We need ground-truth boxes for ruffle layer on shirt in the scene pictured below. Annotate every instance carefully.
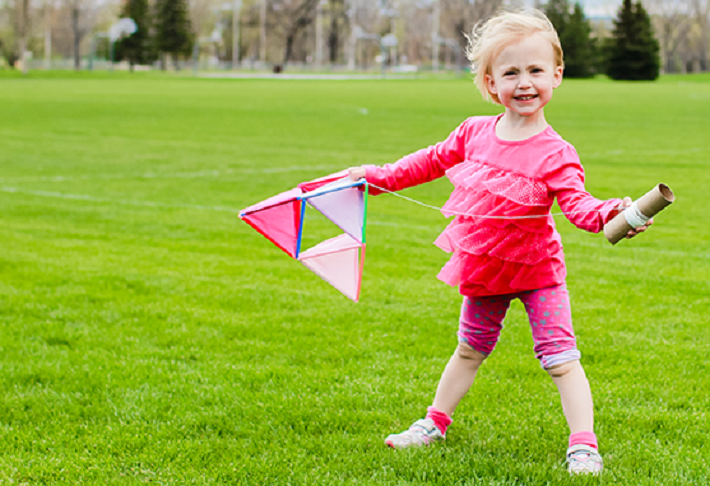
[441,190,550,233]
[436,250,566,297]
[445,161,552,207]
[434,160,564,295]
[434,218,561,265]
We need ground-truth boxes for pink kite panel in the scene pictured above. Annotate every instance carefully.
[241,199,302,258]
[298,171,349,193]
[299,234,364,301]
[240,187,303,215]
[308,186,364,243]
[298,233,362,259]
[301,248,361,301]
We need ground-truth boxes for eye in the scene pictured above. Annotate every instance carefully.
[531,67,543,73]
[504,71,516,76]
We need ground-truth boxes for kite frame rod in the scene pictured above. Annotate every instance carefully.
[362,183,368,244]
[298,243,364,260]
[298,179,366,201]
[238,197,299,218]
[295,199,307,259]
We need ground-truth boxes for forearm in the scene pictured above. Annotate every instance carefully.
[362,120,468,194]
[558,191,622,233]
[366,148,448,194]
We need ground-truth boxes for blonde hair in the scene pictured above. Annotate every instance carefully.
[466,9,564,104]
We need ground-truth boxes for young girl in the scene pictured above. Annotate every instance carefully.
[348,10,651,475]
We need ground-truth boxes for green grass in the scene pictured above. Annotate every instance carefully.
[0,71,708,484]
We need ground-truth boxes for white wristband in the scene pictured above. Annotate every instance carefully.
[624,201,650,228]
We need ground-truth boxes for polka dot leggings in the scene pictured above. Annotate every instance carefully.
[458,283,581,369]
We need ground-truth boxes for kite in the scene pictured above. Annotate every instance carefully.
[239,172,368,302]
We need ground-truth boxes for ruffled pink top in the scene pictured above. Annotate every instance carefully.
[365,115,621,297]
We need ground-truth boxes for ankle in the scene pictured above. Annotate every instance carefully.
[569,431,598,450]
[426,406,452,436]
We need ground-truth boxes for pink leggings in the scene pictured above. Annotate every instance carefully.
[458,283,580,369]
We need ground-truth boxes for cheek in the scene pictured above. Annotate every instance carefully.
[499,82,516,98]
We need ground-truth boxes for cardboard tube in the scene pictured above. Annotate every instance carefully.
[603,183,675,245]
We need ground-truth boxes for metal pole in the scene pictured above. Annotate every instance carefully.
[89,35,95,71]
[192,41,199,76]
[315,0,324,69]
[44,2,52,70]
[110,40,115,71]
[432,0,439,73]
[455,42,461,77]
[260,0,267,67]
[232,0,241,70]
[19,0,29,74]
[347,0,357,70]
[390,16,396,68]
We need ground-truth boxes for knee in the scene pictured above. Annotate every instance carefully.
[546,359,580,379]
[455,342,487,363]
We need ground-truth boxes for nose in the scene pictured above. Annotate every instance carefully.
[518,73,532,88]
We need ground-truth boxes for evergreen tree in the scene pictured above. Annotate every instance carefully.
[605,0,660,81]
[561,3,594,78]
[632,1,660,79]
[155,0,193,68]
[543,0,595,78]
[544,0,569,38]
[115,0,156,71]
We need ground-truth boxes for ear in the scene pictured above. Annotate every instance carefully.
[485,73,498,96]
[552,65,564,89]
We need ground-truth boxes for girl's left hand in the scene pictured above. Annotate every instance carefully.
[616,196,654,239]
[348,167,367,181]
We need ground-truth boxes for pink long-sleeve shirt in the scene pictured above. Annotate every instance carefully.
[365,115,621,297]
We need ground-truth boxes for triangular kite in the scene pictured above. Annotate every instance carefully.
[303,180,365,243]
[299,234,365,301]
[240,188,303,258]
[240,175,368,301]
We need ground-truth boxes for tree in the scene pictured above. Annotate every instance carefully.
[275,0,320,66]
[115,0,155,70]
[17,0,28,73]
[65,0,100,71]
[155,0,193,69]
[0,0,20,68]
[326,0,345,63]
[543,0,595,78]
[544,0,568,37]
[447,0,502,70]
[562,3,595,77]
[692,0,710,70]
[605,0,660,80]
[648,0,692,73]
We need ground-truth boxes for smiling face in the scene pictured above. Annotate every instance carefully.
[485,33,563,121]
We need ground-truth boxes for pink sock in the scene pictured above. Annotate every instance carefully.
[426,406,453,435]
[569,431,598,450]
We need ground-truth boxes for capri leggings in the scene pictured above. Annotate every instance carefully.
[458,283,581,369]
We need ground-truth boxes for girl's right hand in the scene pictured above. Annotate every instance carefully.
[348,167,366,181]
[614,196,654,239]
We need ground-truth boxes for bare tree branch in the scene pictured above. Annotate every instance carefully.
[648,0,693,73]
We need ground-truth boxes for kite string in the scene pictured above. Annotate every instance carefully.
[367,183,609,220]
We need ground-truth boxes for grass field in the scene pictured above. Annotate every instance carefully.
[0,71,709,485]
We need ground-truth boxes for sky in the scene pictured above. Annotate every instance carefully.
[578,0,623,18]
[521,0,624,18]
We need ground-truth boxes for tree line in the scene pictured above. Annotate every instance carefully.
[545,0,659,80]
[0,0,195,70]
[117,0,194,70]
[0,0,708,78]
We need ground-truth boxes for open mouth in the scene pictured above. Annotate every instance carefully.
[514,95,538,101]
